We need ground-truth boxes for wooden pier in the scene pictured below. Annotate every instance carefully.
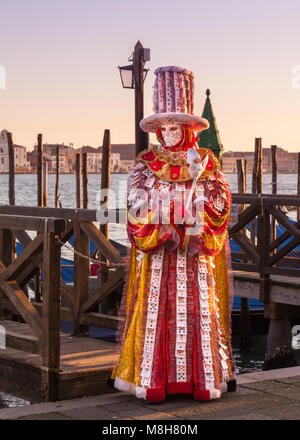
[0,204,125,402]
[229,193,300,311]
[0,191,299,402]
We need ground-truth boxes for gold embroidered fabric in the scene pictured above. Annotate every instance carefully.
[137,146,220,182]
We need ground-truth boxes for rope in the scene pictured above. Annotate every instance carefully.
[57,237,128,267]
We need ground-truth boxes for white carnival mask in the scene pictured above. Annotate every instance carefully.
[160,123,182,147]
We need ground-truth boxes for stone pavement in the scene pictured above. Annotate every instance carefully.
[1,366,300,420]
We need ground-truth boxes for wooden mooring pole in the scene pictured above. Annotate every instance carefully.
[0,132,15,318]
[271,145,277,248]
[37,134,43,207]
[55,146,60,208]
[100,130,111,242]
[35,134,43,302]
[250,138,261,242]
[7,132,15,206]
[98,129,111,313]
[75,153,81,209]
[237,159,252,350]
[7,132,16,258]
[82,152,88,209]
[43,161,48,207]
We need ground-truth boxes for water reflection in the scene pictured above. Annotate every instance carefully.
[232,334,300,374]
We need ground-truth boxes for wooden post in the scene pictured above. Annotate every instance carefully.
[257,138,263,194]
[237,159,251,350]
[7,133,16,262]
[134,41,149,156]
[7,132,15,206]
[75,153,81,209]
[100,130,111,240]
[82,152,88,209]
[35,134,43,302]
[297,152,300,222]
[98,130,111,313]
[41,225,61,402]
[271,145,277,247]
[252,138,260,194]
[42,162,48,207]
[250,138,260,243]
[37,134,43,207]
[0,207,13,319]
[55,146,60,208]
[73,211,89,335]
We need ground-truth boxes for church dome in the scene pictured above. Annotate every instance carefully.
[1,129,9,139]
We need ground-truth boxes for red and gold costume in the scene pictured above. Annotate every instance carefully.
[110,124,236,403]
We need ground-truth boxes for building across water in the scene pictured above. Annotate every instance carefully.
[222,148,299,174]
[0,128,298,174]
[0,129,31,173]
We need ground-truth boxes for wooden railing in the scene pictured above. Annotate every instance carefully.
[0,204,126,400]
[229,193,300,305]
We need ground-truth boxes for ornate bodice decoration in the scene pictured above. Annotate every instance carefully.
[137,145,220,182]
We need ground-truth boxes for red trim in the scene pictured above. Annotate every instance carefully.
[206,159,215,170]
[167,382,193,395]
[193,388,211,401]
[150,159,165,171]
[141,151,155,161]
[146,387,166,403]
[169,165,181,181]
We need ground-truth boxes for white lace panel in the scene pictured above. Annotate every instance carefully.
[176,248,188,382]
[140,247,165,388]
[197,258,215,391]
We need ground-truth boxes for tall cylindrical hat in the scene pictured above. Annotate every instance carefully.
[140,65,209,133]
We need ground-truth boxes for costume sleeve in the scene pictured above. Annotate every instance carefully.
[185,169,232,256]
[126,162,180,254]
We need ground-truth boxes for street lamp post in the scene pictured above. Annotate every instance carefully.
[118,40,150,156]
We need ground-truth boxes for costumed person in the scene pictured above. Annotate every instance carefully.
[110,66,236,403]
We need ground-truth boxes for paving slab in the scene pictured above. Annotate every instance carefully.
[258,403,300,420]
[103,400,145,413]
[124,409,183,420]
[2,368,300,420]
[238,380,290,391]
[142,395,204,412]
[0,391,132,420]
[18,412,72,420]
[265,385,300,402]
[215,412,277,420]
[275,376,300,385]
[60,406,122,420]
[165,392,294,420]
[237,366,300,383]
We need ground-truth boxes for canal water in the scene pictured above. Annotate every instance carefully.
[0,173,299,408]
[0,173,298,249]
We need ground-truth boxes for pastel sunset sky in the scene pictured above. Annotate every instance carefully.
[0,0,300,151]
